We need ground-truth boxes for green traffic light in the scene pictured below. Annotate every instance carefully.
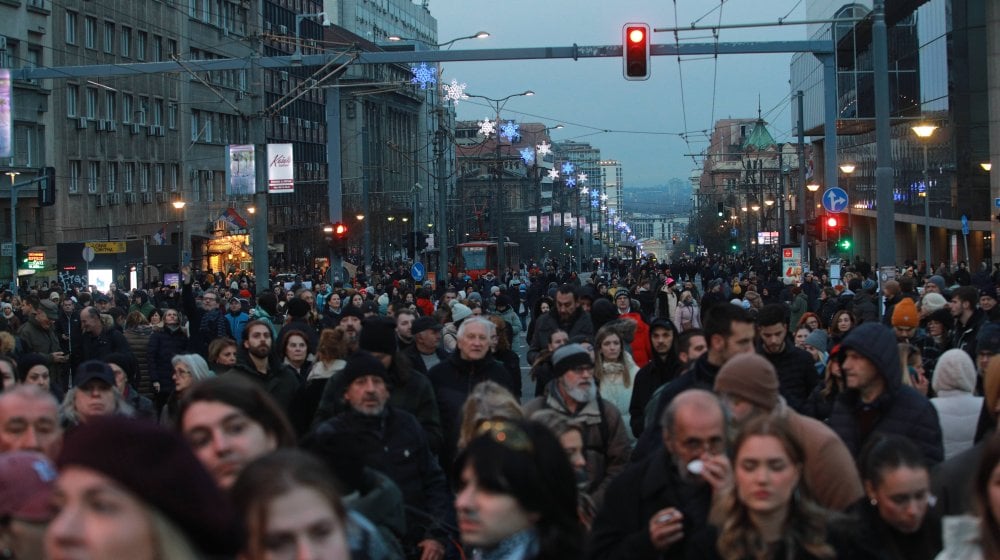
[841,238,852,250]
[731,244,738,251]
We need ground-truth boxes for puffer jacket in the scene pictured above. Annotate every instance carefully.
[930,349,984,460]
[828,323,944,465]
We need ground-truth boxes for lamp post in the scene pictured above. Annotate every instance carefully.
[466,90,534,278]
[6,171,19,292]
[912,124,937,269]
[388,31,489,49]
[172,199,186,273]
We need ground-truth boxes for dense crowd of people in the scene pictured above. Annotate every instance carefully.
[0,254,998,559]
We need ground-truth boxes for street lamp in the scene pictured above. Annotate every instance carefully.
[806,183,821,192]
[172,199,186,273]
[465,89,535,277]
[982,162,993,172]
[388,31,489,49]
[912,123,937,269]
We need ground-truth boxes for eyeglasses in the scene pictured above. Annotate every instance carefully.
[677,436,726,455]
[476,420,533,452]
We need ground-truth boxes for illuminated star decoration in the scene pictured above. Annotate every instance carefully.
[565,176,577,188]
[601,193,608,201]
[441,79,468,104]
[478,119,496,137]
[577,173,588,183]
[536,141,552,156]
[547,168,560,180]
[410,63,437,90]
[519,147,535,165]
[561,162,575,175]
[499,120,520,142]
[580,186,590,195]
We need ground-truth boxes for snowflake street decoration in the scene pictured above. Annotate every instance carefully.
[609,208,616,215]
[478,119,497,137]
[410,63,437,90]
[577,173,588,183]
[499,120,520,142]
[441,79,468,104]
[536,141,552,156]
[601,193,608,201]
[560,162,575,175]
[591,200,600,208]
[601,205,607,211]
[580,186,589,195]
[547,168,560,180]
[519,147,535,165]
[565,176,577,188]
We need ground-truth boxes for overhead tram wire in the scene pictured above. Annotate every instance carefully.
[672,0,698,167]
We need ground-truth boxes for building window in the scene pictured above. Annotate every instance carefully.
[105,91,116,120]
[152,98,163,126]
[204,114,213,143]
[136,31,146,61]
[84,17,96,49]
[154,163,164,192]
[167,103,177,129]
[106,162,117,193]
[152,35,162,61]
[87,161,100,194]
[69,160,81,194]
[121,26,131,57]
[103,22,114,53]
[137,96,148,123]
[170,164,179,192]
[140,163,150,192]
[85,88,97,118]
[65,11,77,45]
[66,85,78,117]
[191,111,199,141]
[167,39,178,56]
[123,162,134,192]
[122,94,132,123]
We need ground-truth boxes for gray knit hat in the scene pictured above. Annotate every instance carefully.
[803,329,828,352]
[552,343,594,376]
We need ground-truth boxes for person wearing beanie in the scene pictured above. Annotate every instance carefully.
[975,321,1000,375]
[914,307,954,377]
[442,301,474,353]
[802,328,830,376]
[337,305,365,342]
[828,322,944,465]
[308,350,453,559]
[712,353,863,511]
[493,294,522,338]
[929,349,984,460]
[523,342,631,510]
[276,297,318,356]
[316,315,444,453]
[48,416,243,558]
[924,274,947,295]
[980,288,1000,321]
[919,292,949,317]
[0,450,57,559]
[891,297,920,342]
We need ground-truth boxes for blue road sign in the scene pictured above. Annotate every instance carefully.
[822,187,849,213]
[961,214,969,235]
[411,261,425,282]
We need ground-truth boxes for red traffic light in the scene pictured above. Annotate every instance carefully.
[826,216,839,228]
[622,23,650,81]
[333,222,348,239]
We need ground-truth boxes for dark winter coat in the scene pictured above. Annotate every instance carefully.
[951,308,988,361]
[586,448,712,560]
[427,352,512,467]
[628,319,682,438]
[828,323,944,465]
[308,407,453,548]
[852,290,879,324]
[757,339,819,413]
[224,351,301,413]
[146,327,189,393]
[79,326,133,365]
[527,306,593,364]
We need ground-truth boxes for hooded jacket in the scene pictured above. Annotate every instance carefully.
[828,323,944,465]
[628,318,682,438]
[527,305,593,364]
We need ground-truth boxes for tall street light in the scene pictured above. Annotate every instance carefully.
[388,31,490,49]
[912,123,937,269]
[172,199,186,273]
[466,90,534,278]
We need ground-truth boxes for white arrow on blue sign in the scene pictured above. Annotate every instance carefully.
[822,187,849,213]
[411,261,425,282]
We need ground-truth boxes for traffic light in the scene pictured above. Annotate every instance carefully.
[333,222,348,240]
[839,234,852,251]
[622,23,650,80]
[717,202,724,217]
[415,231,428,251]
[325,222,349,254]
[38,167,55,206]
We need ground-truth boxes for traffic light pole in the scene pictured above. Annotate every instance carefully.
[5,175,48,296]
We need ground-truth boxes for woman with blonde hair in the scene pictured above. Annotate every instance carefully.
[457,380,523,449]
[593,324,639,438]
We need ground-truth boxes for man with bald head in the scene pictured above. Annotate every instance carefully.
[0,385,63,460]
[587,389,731,559]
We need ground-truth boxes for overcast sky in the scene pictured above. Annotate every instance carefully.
[429,0,809,188]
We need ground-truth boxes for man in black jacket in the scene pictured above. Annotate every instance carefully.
[755,303,819,413]
[404,316,448,375]
[77,306,133,364]
[632,304,754,462]
[829,322,944,465]
[527,284,593,364]
[628,318,681,438]
[307,351,452,560]
[587,390,730,560]
[950,285,988,360]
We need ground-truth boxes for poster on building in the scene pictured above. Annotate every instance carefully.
[0,70,9,159]
[266,143,294,194]
[528,216,537,233]
[781,246,803,285]
[540,215,550,232]
[578,217,586,228]
[553,213,562,227]
[227,145,256,196]
[563,212,573,226]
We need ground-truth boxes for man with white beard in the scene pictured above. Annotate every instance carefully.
[524,343,631,509]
